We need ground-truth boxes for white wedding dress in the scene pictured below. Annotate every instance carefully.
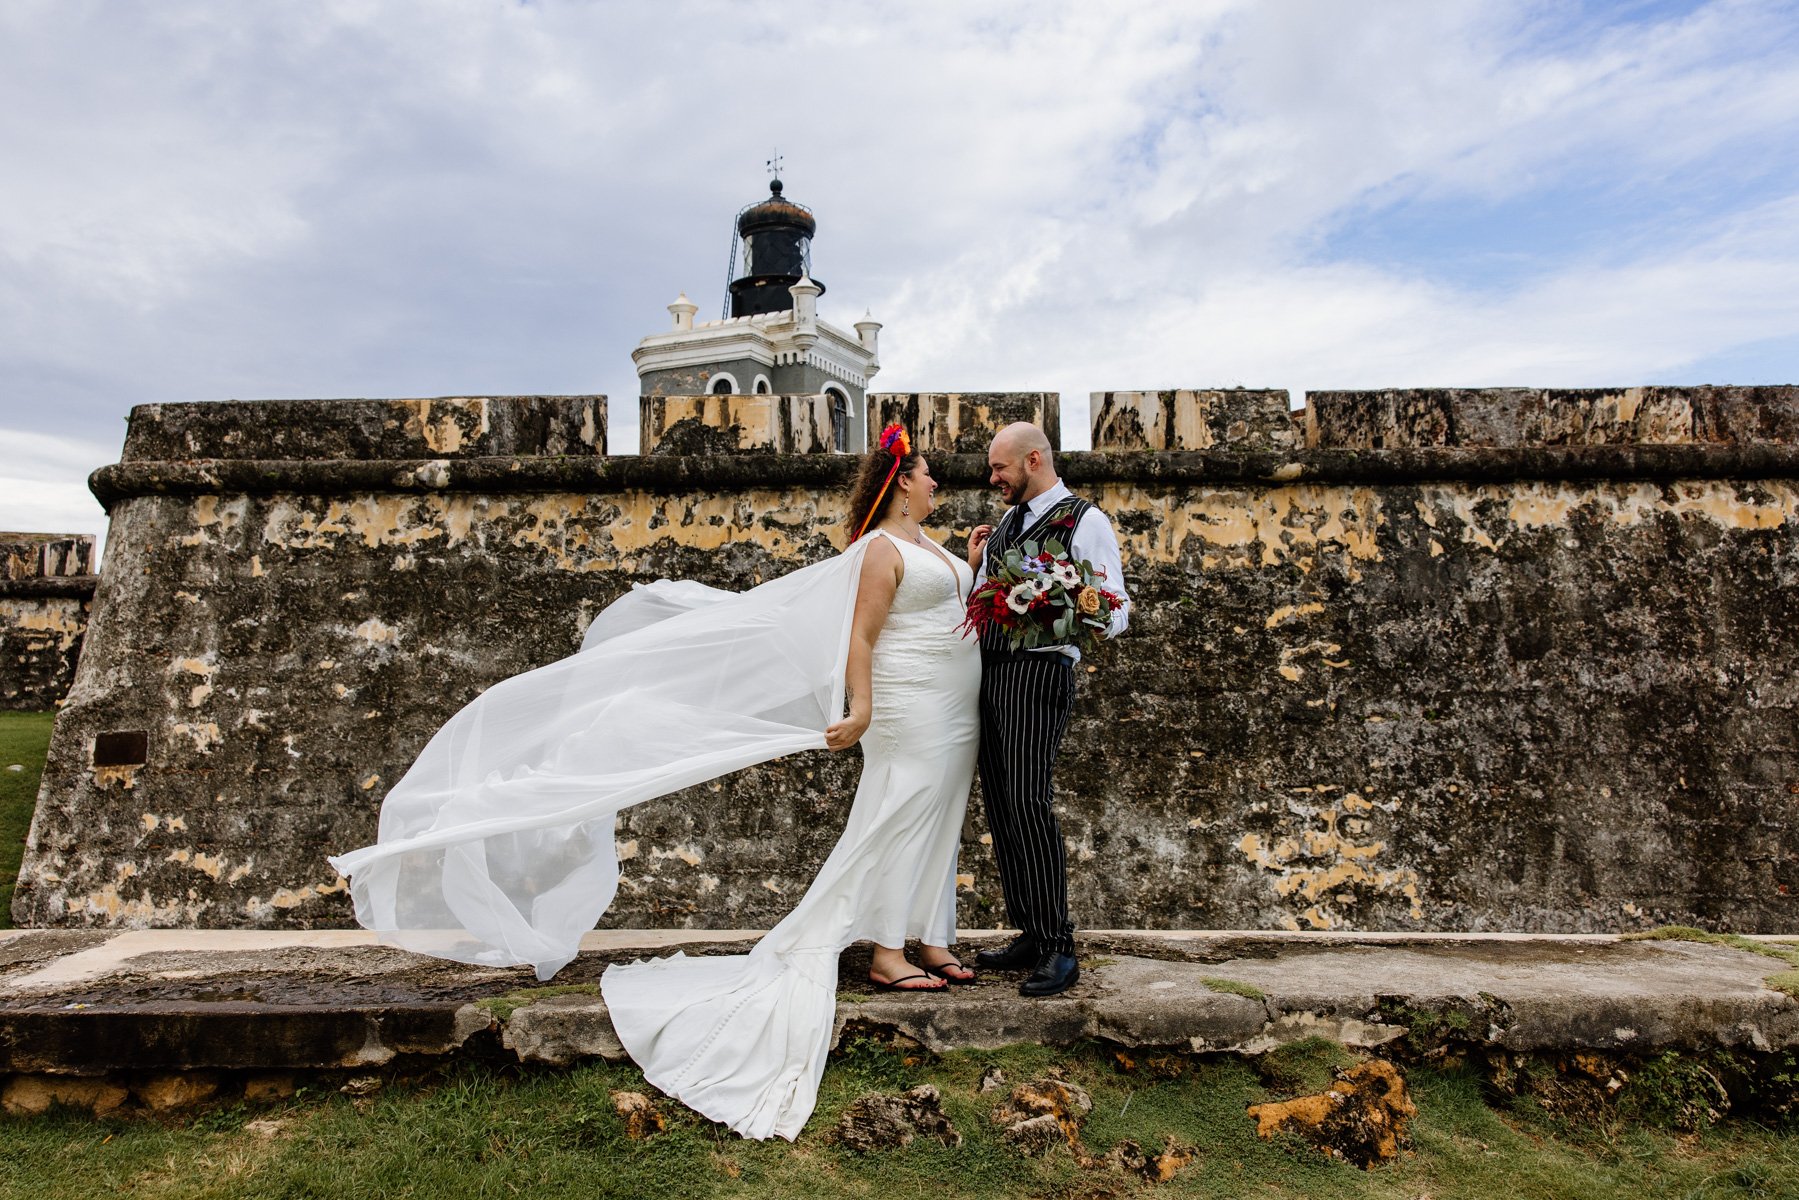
[328,529,978,1140]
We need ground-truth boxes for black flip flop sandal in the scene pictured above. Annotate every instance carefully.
[924,960,976,985]
[868,972,947,992]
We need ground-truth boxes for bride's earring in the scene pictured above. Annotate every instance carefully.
[901,495,911,518]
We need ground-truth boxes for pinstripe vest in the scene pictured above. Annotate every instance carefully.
[978,494,1094,656]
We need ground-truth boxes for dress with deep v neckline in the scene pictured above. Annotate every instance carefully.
[598,530,980,1140]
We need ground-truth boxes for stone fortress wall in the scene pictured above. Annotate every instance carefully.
[1,533,98,711]
[12,386,1799,936]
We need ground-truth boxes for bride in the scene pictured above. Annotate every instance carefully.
[328,425,991,1140]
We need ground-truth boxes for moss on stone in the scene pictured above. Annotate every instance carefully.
[473,984,601,1023]
[1200,977,1265,1000]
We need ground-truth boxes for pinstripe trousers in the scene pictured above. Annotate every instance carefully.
[977,653,1077,956]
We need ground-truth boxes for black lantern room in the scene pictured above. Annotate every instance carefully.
[725,179,826,318]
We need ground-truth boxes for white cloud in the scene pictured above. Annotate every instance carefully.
[1,429,110,550]
[0,0,1794,493]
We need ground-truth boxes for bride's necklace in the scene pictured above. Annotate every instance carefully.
[881,518,929,547]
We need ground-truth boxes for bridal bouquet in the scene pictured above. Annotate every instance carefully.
[961,532,1126,655]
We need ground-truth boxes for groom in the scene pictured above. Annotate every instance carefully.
[968,422,1131,997]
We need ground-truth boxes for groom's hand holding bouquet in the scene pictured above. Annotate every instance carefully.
[960,523,1125,654]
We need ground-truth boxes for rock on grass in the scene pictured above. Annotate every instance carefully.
[991,1079,1093,1155]
[1246,1059,1415,1168]
[833,1084,960,1152]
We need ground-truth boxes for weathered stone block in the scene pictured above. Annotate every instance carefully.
[2,534,95,580]
[121,395,607,462]
[501,994,629,1064]
[639,393,840,455]
[135,1071,220,1112]
[1306,386,1799,449]
[1,1074,129,1117]
[1091,389,1297,452]
[867,393,1060,454]
[0,533,97,711]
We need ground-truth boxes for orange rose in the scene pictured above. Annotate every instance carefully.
[1076,586,1101,615]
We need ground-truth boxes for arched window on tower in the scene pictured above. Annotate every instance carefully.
[753,375,771,394]
[710,376,733,395]
[824,386,850,452]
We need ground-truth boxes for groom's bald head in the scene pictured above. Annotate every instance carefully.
[987,422,1056,506]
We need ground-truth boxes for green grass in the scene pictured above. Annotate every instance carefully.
[2,1043,1797,1199]
[0,710,55,929]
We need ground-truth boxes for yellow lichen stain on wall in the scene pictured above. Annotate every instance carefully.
[242,876,349,919]
[171,722,223,752]
[256,488,842,566]
[508,495,608,571]
[93,765,141,790]
[397,397,490,455]
[63,884,208,924]
[353,617,399,646]
[263,494,483,551]
[175,495,247,547]
[650,844,705,867]
[1236,791,1423,930]
[1100,484,1385,568]
[1425,481,1798,547]
[171,655,217,707]
[1276,641,1349,683]
[1505,492,1579,529]
[165,847,227,880]
[1265,602,1325,630]
[2,599,87,651]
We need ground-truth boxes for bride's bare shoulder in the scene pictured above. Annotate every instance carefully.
[853,532,905,580]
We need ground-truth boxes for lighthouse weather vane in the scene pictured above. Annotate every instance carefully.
[767,150,783,183]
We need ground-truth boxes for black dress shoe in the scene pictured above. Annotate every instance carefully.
[974,935,1039,970]
[1019,952,1079,998]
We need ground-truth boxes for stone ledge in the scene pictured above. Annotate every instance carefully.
[3,929,1794,1076]
[0,576,98,600]
[86,444,1799,507]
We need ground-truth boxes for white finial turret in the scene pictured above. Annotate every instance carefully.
[669,292,698,332]
[854,310,882,359]
[789,274,821,330]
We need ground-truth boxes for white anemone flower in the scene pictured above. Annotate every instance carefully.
[1005,583,1037,613]
[1049,562,1082,589]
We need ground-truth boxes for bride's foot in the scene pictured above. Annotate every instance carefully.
[869,948,947,991]
[919,946,976,984]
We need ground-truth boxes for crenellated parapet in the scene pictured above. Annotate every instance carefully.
[14,386,1799,937]
[1305,386,1799,450]
[868,393,1060,455]
[639,393,840,456]
[1091,389,1298,453]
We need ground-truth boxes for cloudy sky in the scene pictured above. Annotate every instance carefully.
[4,0,1797,546]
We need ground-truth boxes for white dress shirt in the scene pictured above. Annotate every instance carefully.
[975,479,1131,662]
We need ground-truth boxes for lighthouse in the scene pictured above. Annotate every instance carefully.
[632,174,880,452]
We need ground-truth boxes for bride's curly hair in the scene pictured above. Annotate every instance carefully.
[845,441,920,544]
